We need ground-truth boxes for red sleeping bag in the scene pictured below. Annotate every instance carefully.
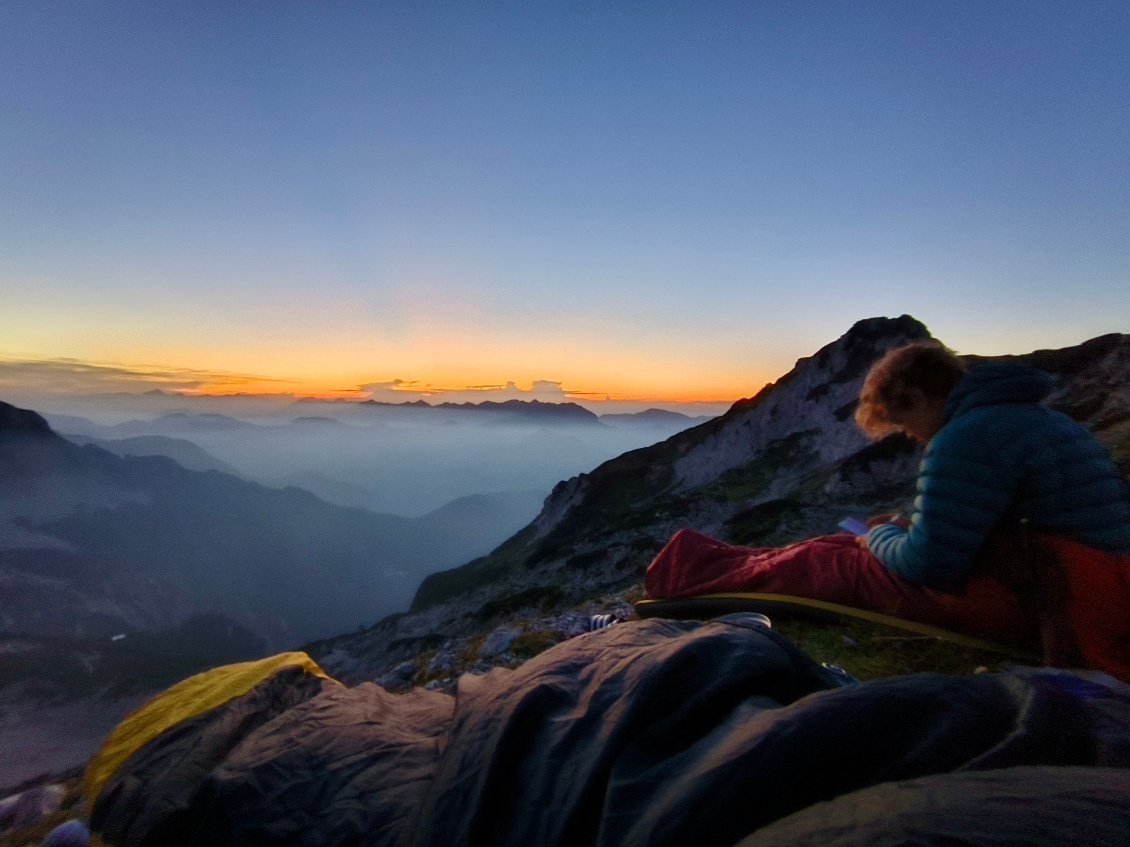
[644,530,1034,645]
[646,530,1130,682]
[1043,536,1130,682]
[645,529,1130,681]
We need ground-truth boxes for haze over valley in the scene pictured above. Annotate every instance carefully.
[34,395,714,517]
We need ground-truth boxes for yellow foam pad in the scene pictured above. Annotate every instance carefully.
[635,593,1041,661]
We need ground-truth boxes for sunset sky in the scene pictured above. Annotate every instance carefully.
[2,2,1128,405]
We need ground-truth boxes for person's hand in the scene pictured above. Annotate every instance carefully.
[855,534,870,550]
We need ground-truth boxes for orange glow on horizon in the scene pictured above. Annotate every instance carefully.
[1,289,790,406]
[159,365,767,404]
[179,381,752,405]
[0,328,783,404]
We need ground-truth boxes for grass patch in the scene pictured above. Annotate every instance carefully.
[457,635,487,665]
[475,586,563,622]
[1098,421,1130,477]
[509,630,562,660]
[620,585,648,605]
[772,617,1011,681]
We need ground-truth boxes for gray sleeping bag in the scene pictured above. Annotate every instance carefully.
[92,615,1130,847]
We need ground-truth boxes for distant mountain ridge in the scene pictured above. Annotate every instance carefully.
[598,409,715,427]
[44,399,710,518]
[47,399,605,437]
[307,317,1130,685]
[61,433,245,476]
[358,398,600,424]
[45,412,256,439]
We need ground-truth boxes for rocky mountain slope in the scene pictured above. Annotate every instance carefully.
[309,316,1130,684]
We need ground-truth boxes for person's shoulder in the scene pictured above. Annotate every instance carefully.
[932,403,1042,453]
[938,403,1107,465]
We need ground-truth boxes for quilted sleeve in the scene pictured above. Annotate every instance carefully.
[866,413,1024,587]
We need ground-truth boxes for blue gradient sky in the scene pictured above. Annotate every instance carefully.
[2,1,1128,401]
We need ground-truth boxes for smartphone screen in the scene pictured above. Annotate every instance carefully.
[838,517,870,536]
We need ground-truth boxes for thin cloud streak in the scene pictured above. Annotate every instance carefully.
[0,356,294,395]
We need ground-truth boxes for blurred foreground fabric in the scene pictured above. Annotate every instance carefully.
[88,617,1130,847]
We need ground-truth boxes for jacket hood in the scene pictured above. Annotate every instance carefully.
[943,361,1054,423]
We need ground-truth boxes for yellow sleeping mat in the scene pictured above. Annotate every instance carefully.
[634,592,1042,662]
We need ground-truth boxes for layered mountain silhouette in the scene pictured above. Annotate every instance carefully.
[598,409,715,428]
[42,399,711,518]
[0,405,547,699]
[311,397,606,425]
[61,433,245,476]
[43,411,253,439]
[310,316,1130,683]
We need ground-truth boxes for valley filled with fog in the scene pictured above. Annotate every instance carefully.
[43,398,714,517]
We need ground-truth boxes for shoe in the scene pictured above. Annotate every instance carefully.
[821,662,860,686]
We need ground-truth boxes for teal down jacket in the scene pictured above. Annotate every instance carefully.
[866,361,1130,588]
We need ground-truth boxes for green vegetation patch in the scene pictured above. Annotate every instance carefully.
[475,586,563,622]
[1098,421,1130,478]
[411,524,539,611]
[457,634,487,665]
[509,629,562,660]
[772,617,1011,681]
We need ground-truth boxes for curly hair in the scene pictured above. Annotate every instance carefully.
[855,340,966,438]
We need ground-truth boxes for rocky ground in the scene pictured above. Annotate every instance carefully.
[311,578,1020,699]
[0,775,85,847]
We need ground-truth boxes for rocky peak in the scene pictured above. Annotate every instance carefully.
[527,316,930,542]
[0,400,54,439]
[671,315,930,491]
